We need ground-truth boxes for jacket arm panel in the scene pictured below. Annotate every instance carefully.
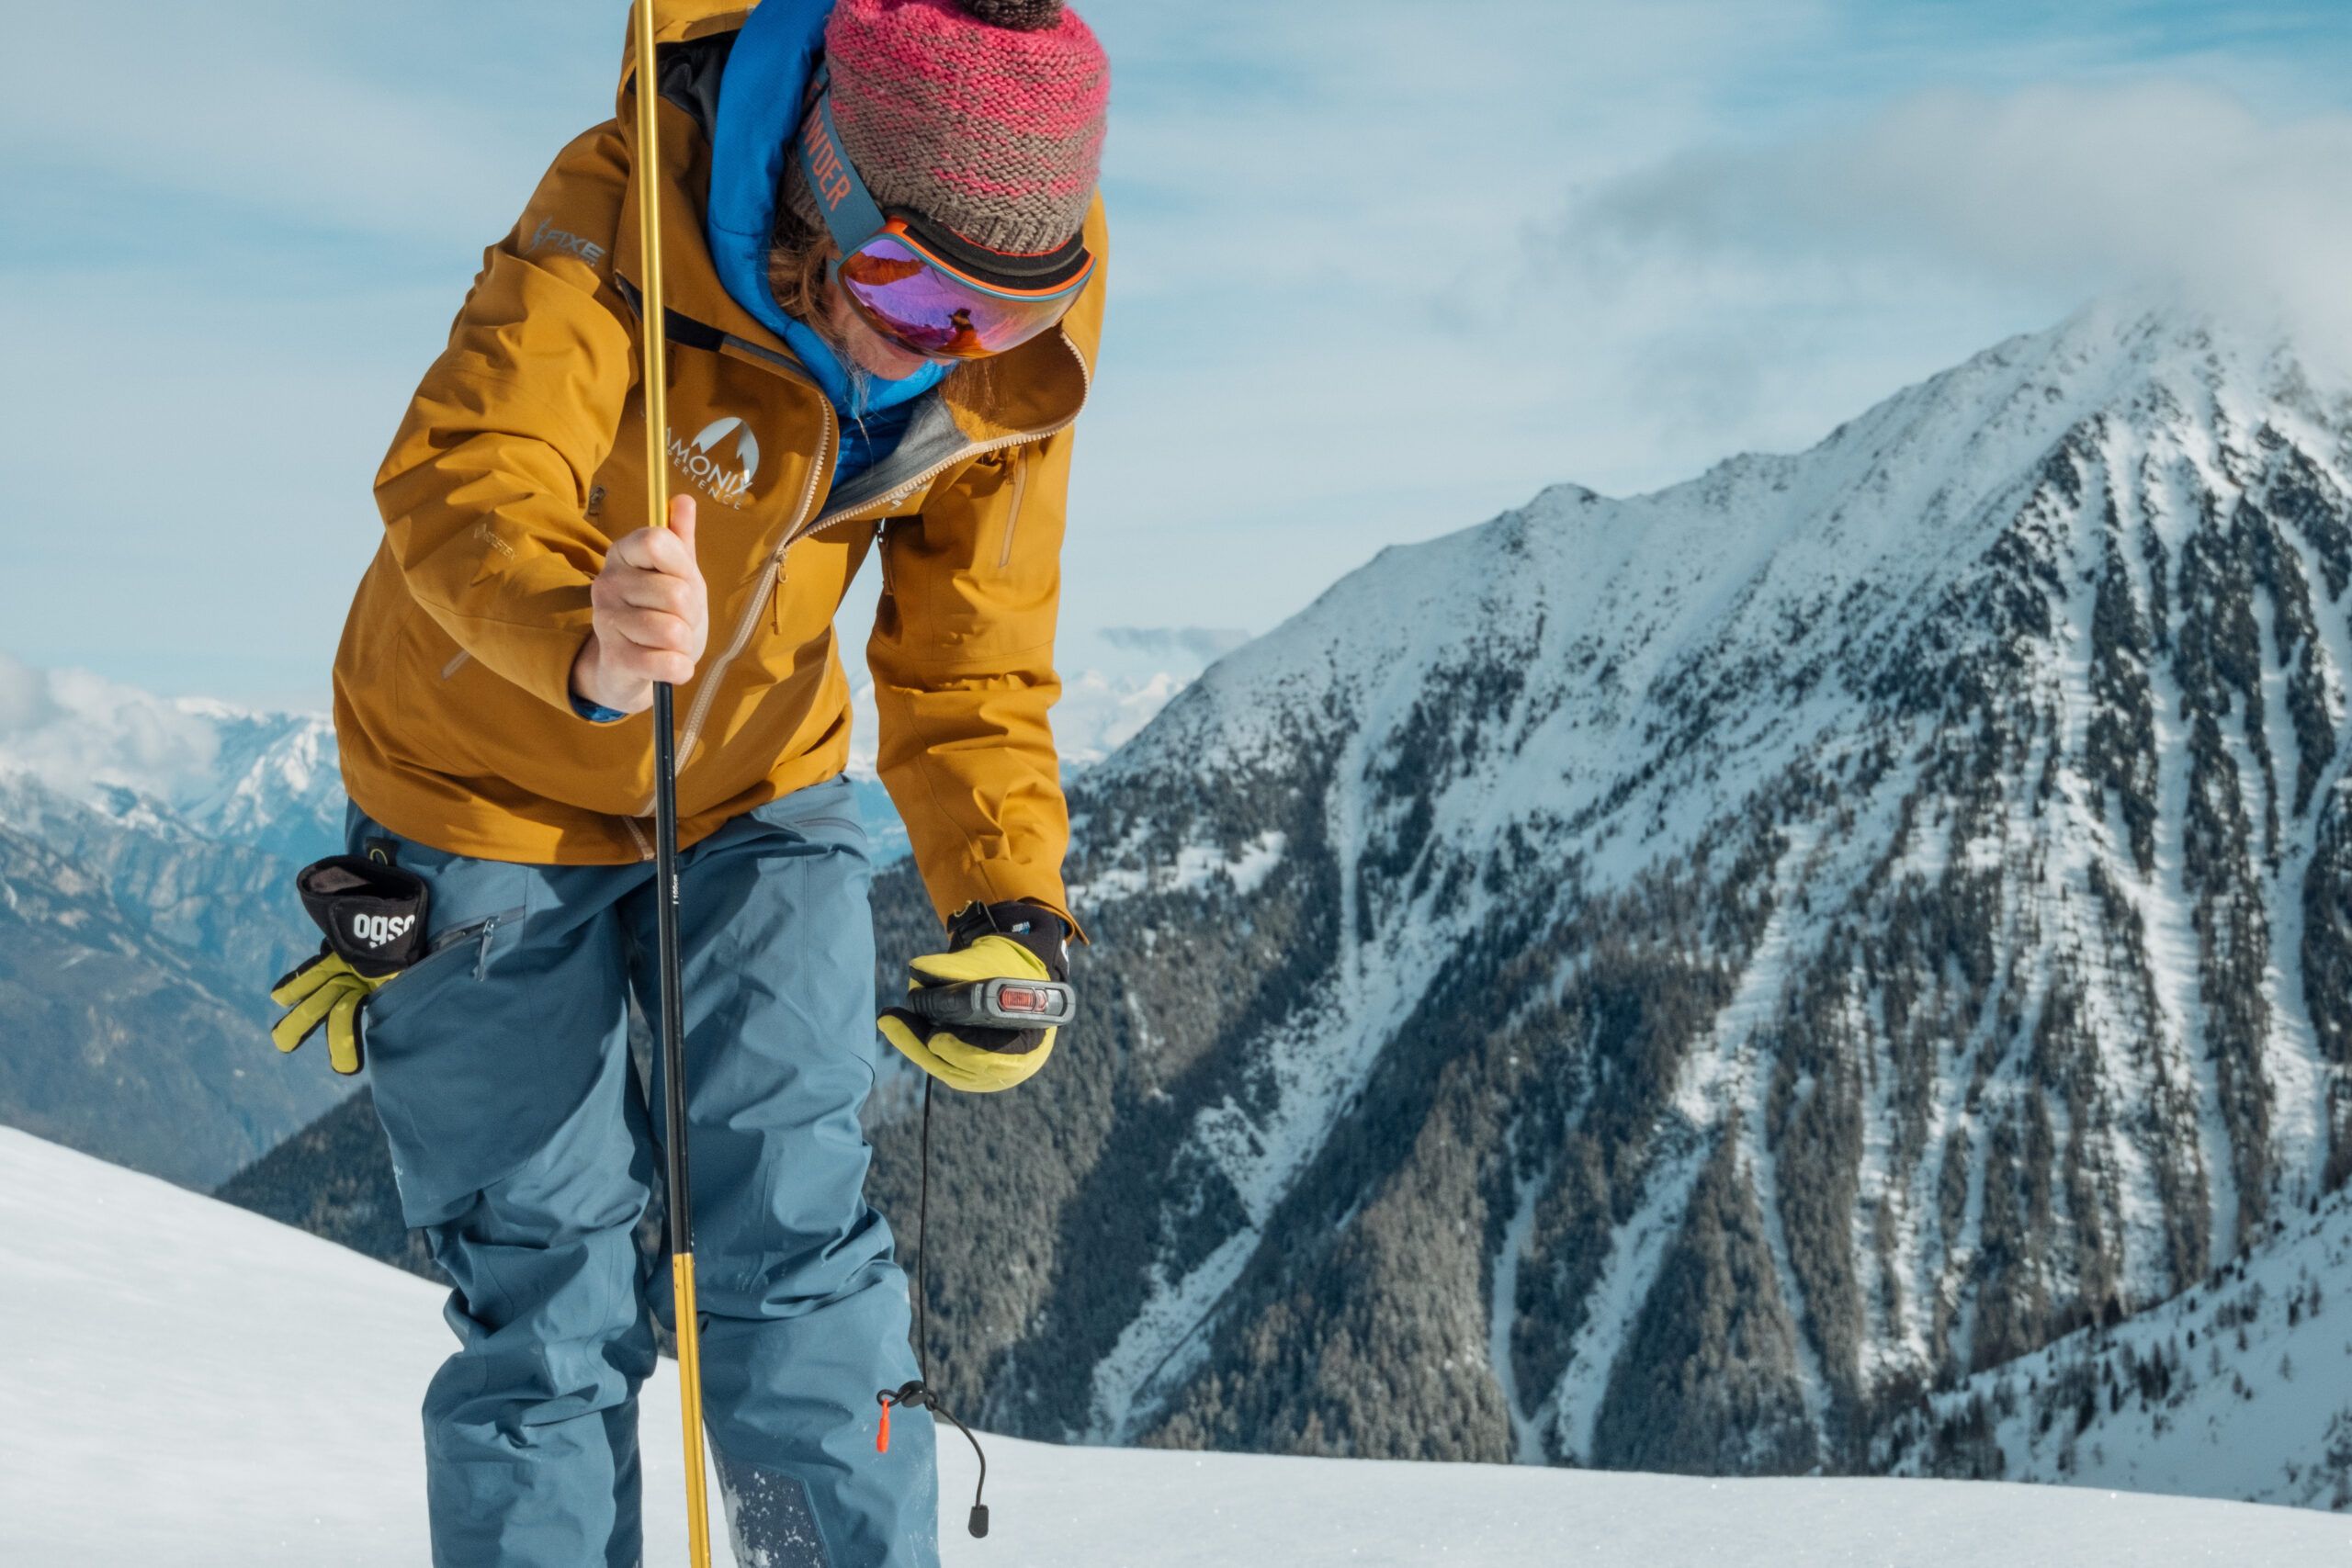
[868,427,1086,941]
[371,129,636,714]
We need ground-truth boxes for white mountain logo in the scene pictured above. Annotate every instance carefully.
[668,415,761,507]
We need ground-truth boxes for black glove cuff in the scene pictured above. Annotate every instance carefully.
[296,855,431,978]
[947,899,1069,983]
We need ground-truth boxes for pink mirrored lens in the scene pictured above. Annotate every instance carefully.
[837,235,1077,360]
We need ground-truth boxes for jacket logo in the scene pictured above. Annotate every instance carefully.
[351,912,415,949]
[669,416,761,508]
[526,218,606,265]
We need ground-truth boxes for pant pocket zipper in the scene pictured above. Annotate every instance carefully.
[420,905,528,981]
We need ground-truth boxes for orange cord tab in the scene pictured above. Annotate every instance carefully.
[877,1398,892,1454]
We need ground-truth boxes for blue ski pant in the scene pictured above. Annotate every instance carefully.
[351,773,937,1567]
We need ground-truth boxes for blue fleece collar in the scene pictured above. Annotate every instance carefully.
[706,0,943,418]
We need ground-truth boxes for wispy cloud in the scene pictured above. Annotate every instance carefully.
[1557,80,2352,368]
[0,652,222,801]
[2,5,568,254]
[1099,626,1253,665]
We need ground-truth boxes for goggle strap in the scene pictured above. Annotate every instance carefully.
[797,78,889,256]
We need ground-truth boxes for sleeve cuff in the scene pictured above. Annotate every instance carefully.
[570,690,628,724]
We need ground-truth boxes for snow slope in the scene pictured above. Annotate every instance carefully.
[1882,1181,2352,1509]
[6,1130,2346,1567]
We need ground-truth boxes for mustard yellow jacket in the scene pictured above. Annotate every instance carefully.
[334,5,1099,935]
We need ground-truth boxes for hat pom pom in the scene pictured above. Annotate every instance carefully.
[956,0,1065,29]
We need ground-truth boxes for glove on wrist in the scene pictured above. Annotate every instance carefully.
[268,855,431,1075]
[879,899,1071,1093]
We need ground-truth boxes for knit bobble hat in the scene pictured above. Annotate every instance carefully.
[798,0,1110,256]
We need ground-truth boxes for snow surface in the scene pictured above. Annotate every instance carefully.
[5,1129,2348,1566]
[1889,1180,2352,1510]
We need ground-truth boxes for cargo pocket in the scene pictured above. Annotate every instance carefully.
[359,904,526,1032]
[359,896,535,1229]
[337,813,542,1228]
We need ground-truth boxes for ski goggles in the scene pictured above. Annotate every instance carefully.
[797,87,1095,361]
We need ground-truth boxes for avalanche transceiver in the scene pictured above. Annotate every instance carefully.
[906,976,1078,1032]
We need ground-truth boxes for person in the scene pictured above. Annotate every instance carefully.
[264,1,1110,1563]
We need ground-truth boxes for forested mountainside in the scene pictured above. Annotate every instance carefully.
[860,307,2352,1475]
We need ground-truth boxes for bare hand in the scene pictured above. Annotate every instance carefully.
[570,495,707,716]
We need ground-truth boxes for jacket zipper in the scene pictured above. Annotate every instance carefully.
[998,456,1030,570]
[801,331,1091,542]
[660,396,837,797]
[655,330,1091,808]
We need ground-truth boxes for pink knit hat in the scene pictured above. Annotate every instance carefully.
[814,0,1110,255]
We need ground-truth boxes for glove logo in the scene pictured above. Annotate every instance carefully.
[351,912,417,949]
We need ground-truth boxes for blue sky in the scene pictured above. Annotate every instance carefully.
[3,0,2348,707]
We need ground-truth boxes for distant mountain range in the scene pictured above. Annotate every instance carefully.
[0,682,343,1187]
[0,650,1192,1187]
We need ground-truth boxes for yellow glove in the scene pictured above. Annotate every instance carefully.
[269,953,397,1075]
[266,854,432,1077]
[879,901,1071,1094]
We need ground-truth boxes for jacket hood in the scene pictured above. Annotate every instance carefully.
[704,0,944,414]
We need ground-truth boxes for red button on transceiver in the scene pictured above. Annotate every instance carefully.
[996,986,1048,1013]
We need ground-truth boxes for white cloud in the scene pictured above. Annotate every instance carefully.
[1559,81,2352,369]
[1100,626,1252,665]
[0,654,58,735]
[0,652,221,803]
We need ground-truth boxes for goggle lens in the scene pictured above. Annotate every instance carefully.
[837,233,1087,362]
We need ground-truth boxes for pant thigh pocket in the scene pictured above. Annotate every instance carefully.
[355,869,561,1227]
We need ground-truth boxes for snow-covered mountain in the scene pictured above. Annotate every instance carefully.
[8,1127,2345,1567]
[1881,1176,2352,1508]
[0,655,345,861]
[841,305,2352,1482]
[0,660,348,1185]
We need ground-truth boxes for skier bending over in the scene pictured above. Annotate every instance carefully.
[267,1,1109,1562]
